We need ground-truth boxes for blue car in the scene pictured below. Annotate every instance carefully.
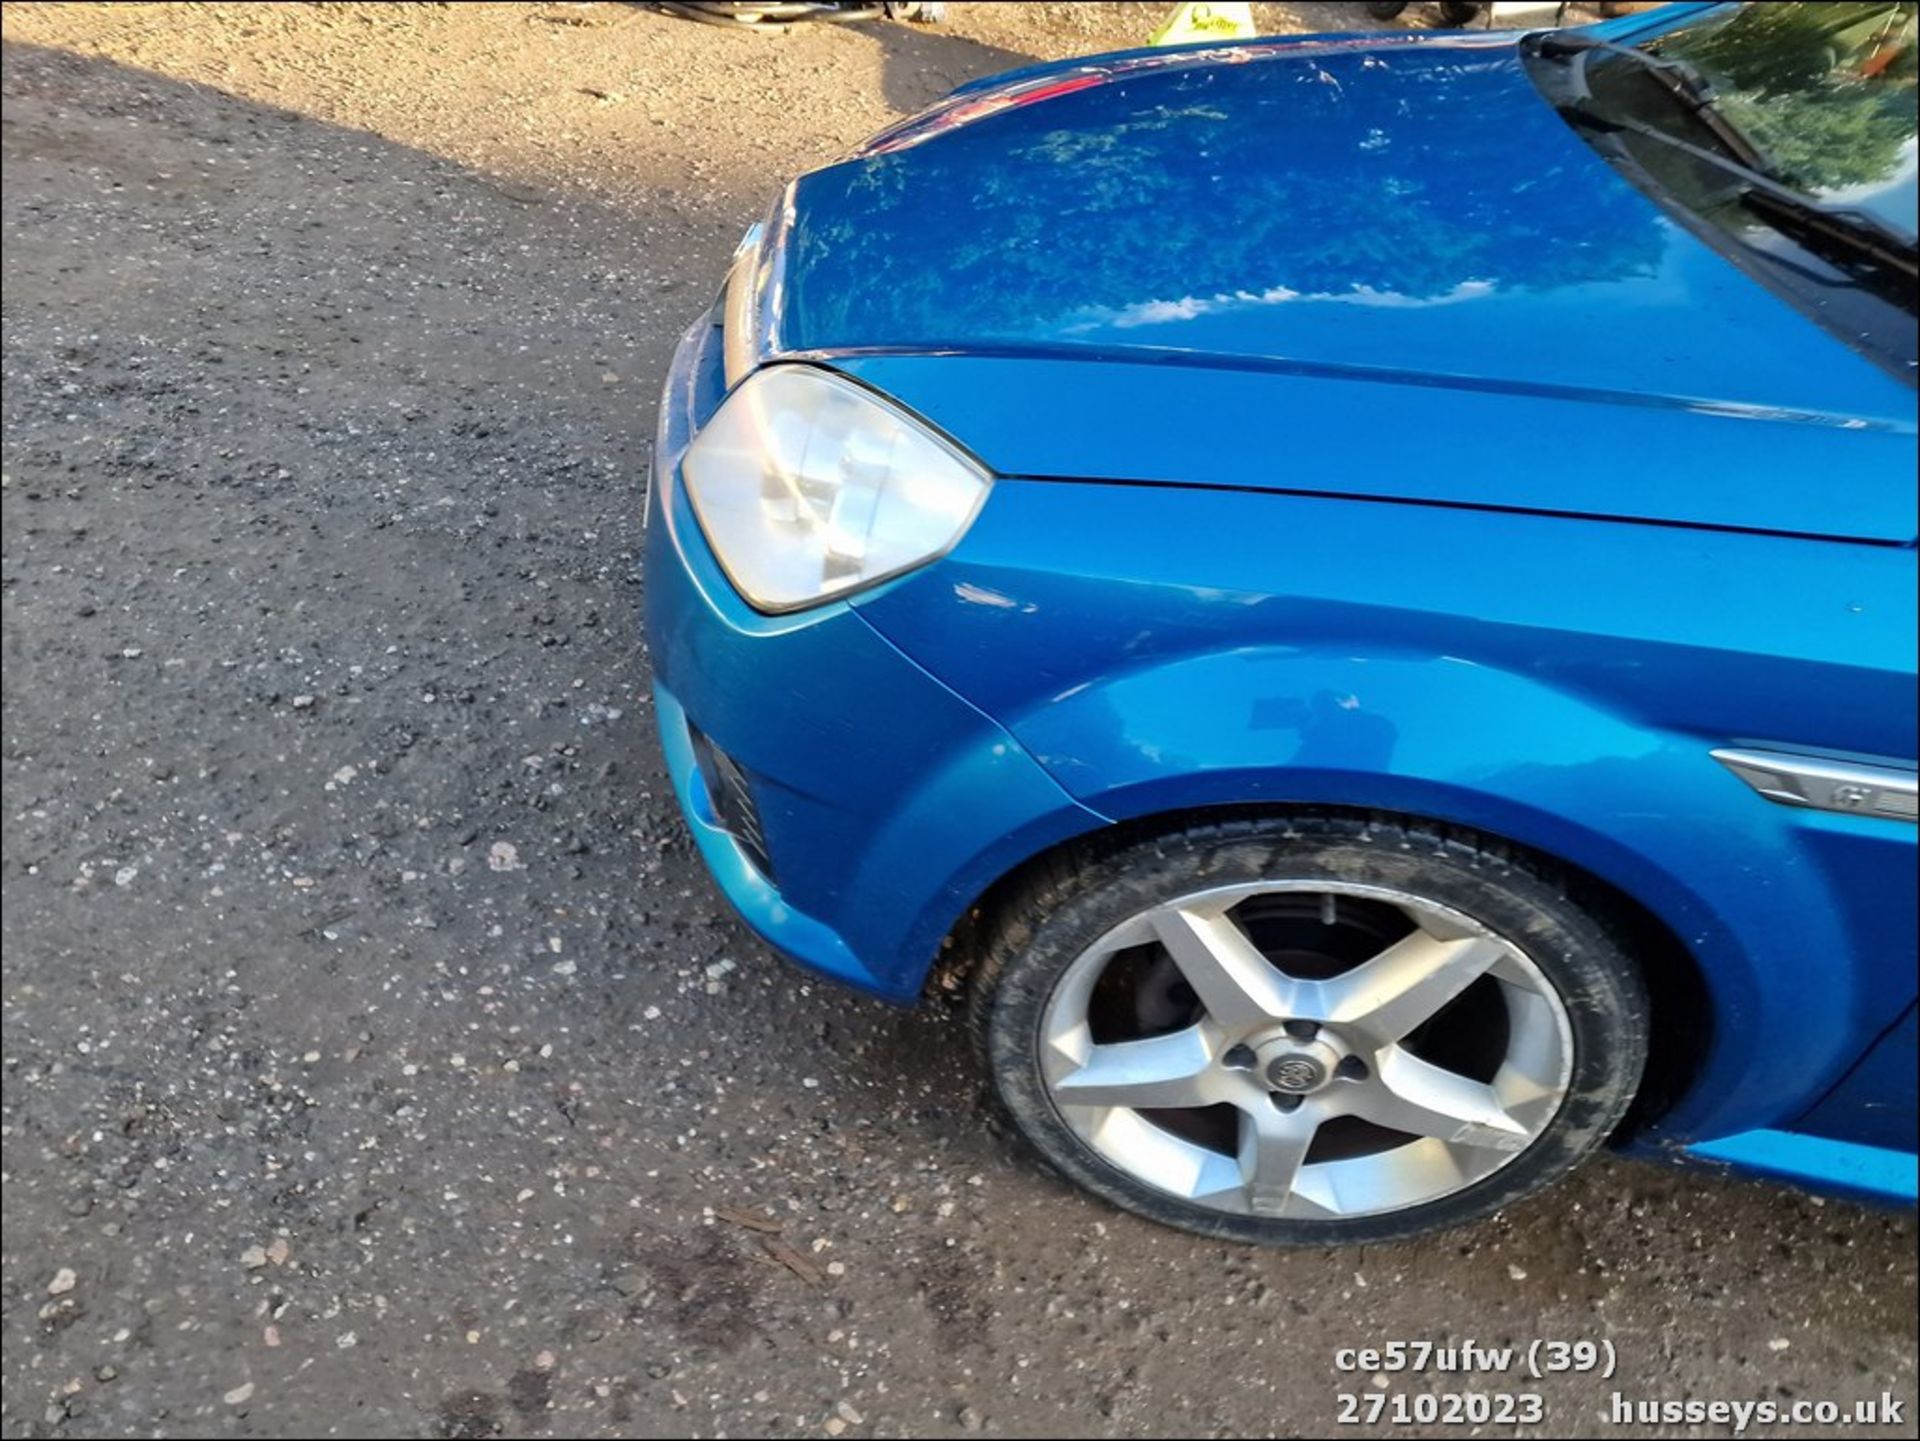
[645,0,1918,1244]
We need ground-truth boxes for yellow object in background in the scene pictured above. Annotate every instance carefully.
[1148,2,1257,46]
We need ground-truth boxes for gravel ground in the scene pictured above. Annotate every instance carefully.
[2,4,1915,1438]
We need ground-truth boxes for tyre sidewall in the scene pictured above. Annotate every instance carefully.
[977,822,1649,1247]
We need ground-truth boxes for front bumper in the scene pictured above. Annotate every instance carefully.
[643,310,1098,1002]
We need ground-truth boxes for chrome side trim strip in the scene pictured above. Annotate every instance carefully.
[721,220,766,392]
[1712,747,1919,823]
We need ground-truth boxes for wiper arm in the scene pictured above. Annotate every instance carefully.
[1557,99,1920,299]
[1740,186,1920,289]
[1533,33,1779,177]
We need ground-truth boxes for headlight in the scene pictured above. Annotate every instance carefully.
[680,365,991,613]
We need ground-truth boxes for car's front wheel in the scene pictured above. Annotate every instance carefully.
[969,815,1648,1246]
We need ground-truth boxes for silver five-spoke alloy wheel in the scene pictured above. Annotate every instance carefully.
[1039,881,1575,1220]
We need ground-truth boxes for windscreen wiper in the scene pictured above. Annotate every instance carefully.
[1740,186,1920,290]
[1533,33,1780,177]
[1556,99,1919,302]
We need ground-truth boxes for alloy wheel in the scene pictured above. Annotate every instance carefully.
[1037,881,1575,1220]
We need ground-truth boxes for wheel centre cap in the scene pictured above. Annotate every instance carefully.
[1252,1033,1345,1095]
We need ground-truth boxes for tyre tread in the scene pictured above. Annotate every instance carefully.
[963,810,1650,1246]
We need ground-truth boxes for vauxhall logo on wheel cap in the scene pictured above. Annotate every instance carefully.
[1267,1055,1328,1093]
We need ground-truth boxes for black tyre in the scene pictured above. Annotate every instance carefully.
[968,815,1648,1246]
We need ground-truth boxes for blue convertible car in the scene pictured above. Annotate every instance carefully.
[646,1,1918,1244]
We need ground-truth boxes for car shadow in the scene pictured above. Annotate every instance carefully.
[0,24,1017,1229]
[859,16,1039,115]
[833,1,1456,122]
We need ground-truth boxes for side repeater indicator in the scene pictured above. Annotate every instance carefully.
[1712,748,1919,824]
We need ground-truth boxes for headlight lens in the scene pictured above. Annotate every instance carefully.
[680,365,991,613]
